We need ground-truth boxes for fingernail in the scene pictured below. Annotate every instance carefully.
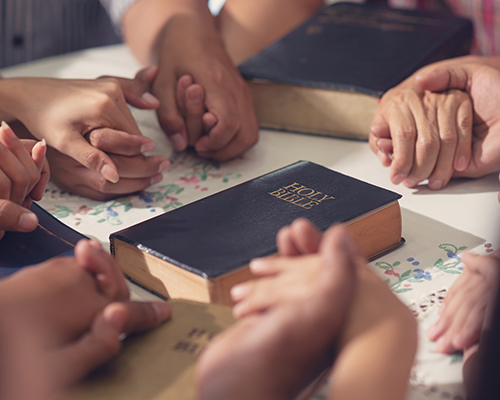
[340,230,358,253]
[170,133,187,151]
[428,180,443,190]
[101,164,119,183]
[188,89,202,102]
[195,144,209,152]
[249,258,266,272]
[88,240,103,250]
[1,121,17,140]
[456,156,467,171]
[104,306,126,329]
[427,324,438,339]
[141,141,156,153]
[403,179,417,188]
[230,284,247,300]
[158,160,170,173]
[141,92,160,107]
[435,337,446,353]
[151,302,171,322]
[18,212,38,231]
[392,174,405,185]
[150,173,163,185]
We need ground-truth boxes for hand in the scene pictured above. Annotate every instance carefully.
[0,122,49,239]
[369,79,473,190]
[153,15,259,160]
[0,239,171,397]
[427,251,500,354]
[196,224,357,400]
[3,67,169,192]
[416,64,500,187]
[46,144,167,201]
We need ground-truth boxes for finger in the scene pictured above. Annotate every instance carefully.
[0,199,38,239]
[452,307,485,349]
[120,300,172,333]
[100,69,160,110]
[110,154,170,179]
[30,139,47,170]
[384,104,417,185]
[153,73,188,151]
[176,75,193,117]
[248,256,291,277]
[370,110,391,139]
[276,226,301,256]
[232,278,278,318]
[196,127,258,161]
[0,122,41,203]
[453,97,473,172]
[375,138,393,167]
[29,140,50,201]
[51,304,127,386]
[427,94,461,190]
[59,134,120,183]
[286,218,322,255]
[49,163,163,202]
[185,84,206,146]
[87,128,156,156]
[416,67,469,93]
[203,112,218,132]
[403,99,440,188]
[195,111,241,153]
[74,239,129,300]
[93,77,143,136]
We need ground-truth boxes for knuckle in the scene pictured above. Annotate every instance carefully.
[457,114,473,131]
[417,134,438,150]
[80,150,102,170]
[90,176,113,194]
[88,130,106,149]
[100,335,122,358]
[439,130,458,147]
[0,200,11,223]
[394,126,416,142]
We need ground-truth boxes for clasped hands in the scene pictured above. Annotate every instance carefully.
[370,56,500,191]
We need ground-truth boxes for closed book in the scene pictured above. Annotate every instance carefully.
[111,161,403,305]
[73,299,235,400]
[238,2,473,140]
[0,202,87,277]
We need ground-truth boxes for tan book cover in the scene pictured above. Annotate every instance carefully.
[73,299,235,400]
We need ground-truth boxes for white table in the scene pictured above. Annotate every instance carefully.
[4,44,499,400]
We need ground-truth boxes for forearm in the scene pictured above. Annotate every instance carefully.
[329,315,417,400]
[122,0,218,64]
[218,0,324,64]
[329,269,418,400]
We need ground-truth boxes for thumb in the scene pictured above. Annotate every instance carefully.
[63,135,119,183]
[416,66,471,92]
[113,66,160,110]
[0,199,39,239]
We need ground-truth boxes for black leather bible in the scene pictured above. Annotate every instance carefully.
[0,202,87,277]
[110,161,403,305]
[238,2,473,139]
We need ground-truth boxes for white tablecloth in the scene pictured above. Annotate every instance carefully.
[4,44,500,400]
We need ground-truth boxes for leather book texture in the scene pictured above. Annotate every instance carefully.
[238,2,473,97]
[0,202,87,276]
[111,161,401,288]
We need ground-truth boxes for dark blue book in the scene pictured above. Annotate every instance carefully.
[238,2,473,139]
[111,161,403,304]
[0,202,87,277]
